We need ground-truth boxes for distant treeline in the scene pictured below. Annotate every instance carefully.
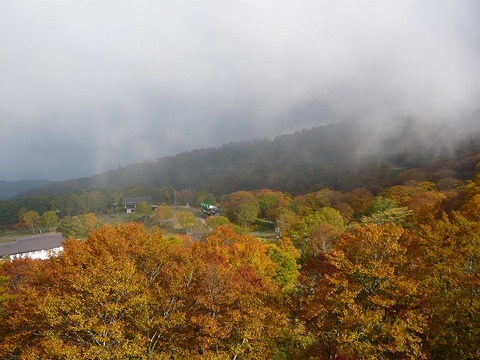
[3,167,480,357]
[0,187,194,226]
[2,120,480,226]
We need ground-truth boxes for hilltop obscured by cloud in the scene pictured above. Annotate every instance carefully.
[1,1,479,181]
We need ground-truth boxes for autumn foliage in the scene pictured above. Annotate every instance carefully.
[2,174,480,358]
[0,224,288,359]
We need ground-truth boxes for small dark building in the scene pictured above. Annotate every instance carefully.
[122,196,154,214]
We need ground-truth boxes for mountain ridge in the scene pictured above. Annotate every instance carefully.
[17,120,480,197]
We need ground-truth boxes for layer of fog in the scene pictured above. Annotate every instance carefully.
[0,1,479,180]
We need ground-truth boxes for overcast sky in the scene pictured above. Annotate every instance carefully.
[1,1,479,181]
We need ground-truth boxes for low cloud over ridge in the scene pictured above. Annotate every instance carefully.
[1,1,479,181]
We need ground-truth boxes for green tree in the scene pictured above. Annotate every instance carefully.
[290,207,344,249]
[266,237,300,292]
[223,191,260,228]
[195,191,216,207]
[76,193,89,214]
[23,210,41,233]
[205,215,231,229]
[88,191,107,213]
[362,206,413,226]
[57,216,86,239]
[176,211,196,233]
[135,201,153,221]
[53,193,78,217]
[236,202,260,228]
[255,189,292,222]
[368,195,397,214]
[41,211,59,232]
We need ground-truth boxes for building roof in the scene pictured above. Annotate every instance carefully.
[0,232,64,257]
[122,196,153,205]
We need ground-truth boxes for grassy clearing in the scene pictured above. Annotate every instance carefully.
[0,205,256,243]
[0,228,36,244]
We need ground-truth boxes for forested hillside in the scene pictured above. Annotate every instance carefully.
[2,120,480,226]
[2,168,480,358]
[2,119,480,357]
[2,1,479,357]
[20,120,480,197]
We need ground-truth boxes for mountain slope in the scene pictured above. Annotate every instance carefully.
[19,120,480,197]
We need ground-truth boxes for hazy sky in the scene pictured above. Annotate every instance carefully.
[1,1,479,181]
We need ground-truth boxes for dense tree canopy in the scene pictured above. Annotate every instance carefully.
[2,143,480,358]
[221,191,260,228]
[0,224,289,359]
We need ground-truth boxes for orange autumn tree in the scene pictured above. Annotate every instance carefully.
[0,258,46,357]
[188,226,288,358]
[294,223,426,359]
[1,224,161,358]
[0,223,288,359]
[417,213,480,359]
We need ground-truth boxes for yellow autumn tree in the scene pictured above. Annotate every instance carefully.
[187,226,287,358]
[0,223,288,359]
[418,213,480,359]
[294,223,427,359]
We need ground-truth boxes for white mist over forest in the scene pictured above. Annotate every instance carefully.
[1,1,479,181]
